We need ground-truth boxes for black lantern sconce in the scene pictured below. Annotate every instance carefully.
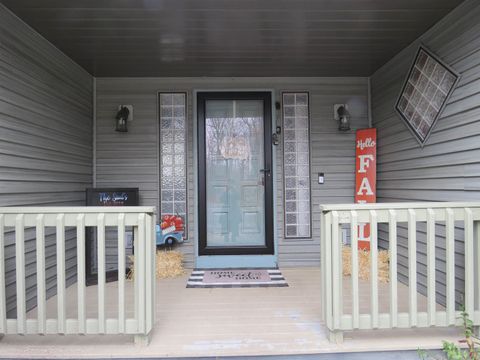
[334,104,350,132]
[115,105,132,132]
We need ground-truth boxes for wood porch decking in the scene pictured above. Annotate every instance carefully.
[0,268,462,358]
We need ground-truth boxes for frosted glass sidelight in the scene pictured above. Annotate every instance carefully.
[283,92,311,238]
[159,93,187,238]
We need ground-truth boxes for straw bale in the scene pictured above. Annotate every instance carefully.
[127,249,185,280]
[342,245,389,283]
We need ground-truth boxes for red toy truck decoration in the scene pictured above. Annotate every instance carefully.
[161,214,184,233]
[156,214,185,246]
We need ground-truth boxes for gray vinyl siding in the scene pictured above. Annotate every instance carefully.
[370,0,480,305]
[95,77,368,267]
[0,5,93,315]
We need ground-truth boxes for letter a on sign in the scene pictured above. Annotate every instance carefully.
[355,128,377,250]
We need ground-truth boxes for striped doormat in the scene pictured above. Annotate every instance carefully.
[187,268,288,288]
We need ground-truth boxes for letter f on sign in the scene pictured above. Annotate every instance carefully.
[358,154,374,173]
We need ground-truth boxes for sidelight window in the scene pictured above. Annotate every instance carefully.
[282,92,311,238]
[159,93,187,237]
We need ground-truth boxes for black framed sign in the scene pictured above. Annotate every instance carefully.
[395,45,460,146]
[85,188,139,285]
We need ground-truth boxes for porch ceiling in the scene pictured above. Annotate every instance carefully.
[1,0,464,77]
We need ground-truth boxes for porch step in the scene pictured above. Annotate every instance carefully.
[34,349,441,360]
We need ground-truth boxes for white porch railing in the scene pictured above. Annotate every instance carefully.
[0,207,156,344]
[321,202,480,343]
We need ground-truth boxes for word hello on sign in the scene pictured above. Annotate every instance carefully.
[355,128,377,250]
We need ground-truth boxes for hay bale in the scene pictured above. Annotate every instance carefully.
[156,249,185,279]
[127,249,185,280]
[342,245,389,283]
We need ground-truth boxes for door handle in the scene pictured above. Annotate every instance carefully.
[260,169,271,176]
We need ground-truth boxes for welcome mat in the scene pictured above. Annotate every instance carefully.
[187,268,288,288]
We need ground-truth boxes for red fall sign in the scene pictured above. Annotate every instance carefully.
[354,128,377,250]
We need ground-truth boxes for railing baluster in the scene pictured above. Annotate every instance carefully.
[350,211,359,329]
[134,224,139,327]
[370,210,379,328]
[0,214,6,334]
[321,213,326,323]
[145,214,154,333]
[76,214,86,334]
[324,213,333,330]
[388,210,397,328]
[464,209,474,320]
[331,211,341,330]
[426,209,436,326]
[446,208,455,325]
[36,214,46,334]
[97,213,106,333]
[56,214,66,334]
[15,214,26,334]
[118,214,126,333]
[408,209,417,327]
[137,213,146,334]
[476,220,480,325]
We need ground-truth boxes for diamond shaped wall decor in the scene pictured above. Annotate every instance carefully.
[395,45,460,146]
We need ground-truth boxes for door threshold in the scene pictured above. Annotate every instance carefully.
[195,255,277,269]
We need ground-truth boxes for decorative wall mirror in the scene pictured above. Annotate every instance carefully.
[395,45,460,146]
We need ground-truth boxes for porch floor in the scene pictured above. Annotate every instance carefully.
[1,268,462,358]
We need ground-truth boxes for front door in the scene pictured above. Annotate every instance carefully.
[197,92,273,256]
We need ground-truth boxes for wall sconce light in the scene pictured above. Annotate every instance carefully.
[334,104,350,132]
[115,105,133,132]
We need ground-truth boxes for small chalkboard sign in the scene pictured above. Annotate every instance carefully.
[86,188,139,207]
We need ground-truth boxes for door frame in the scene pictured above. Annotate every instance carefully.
[197,91,274,256]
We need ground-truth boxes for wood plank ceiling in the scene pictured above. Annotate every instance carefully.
[1,0,465,77]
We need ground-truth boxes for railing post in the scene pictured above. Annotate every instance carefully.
[330,211,343,343]
[136,214,146,336]
[320,211,325,323]
[134,212,151,346]
[474,218,480,336]
[0,214,5,335]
